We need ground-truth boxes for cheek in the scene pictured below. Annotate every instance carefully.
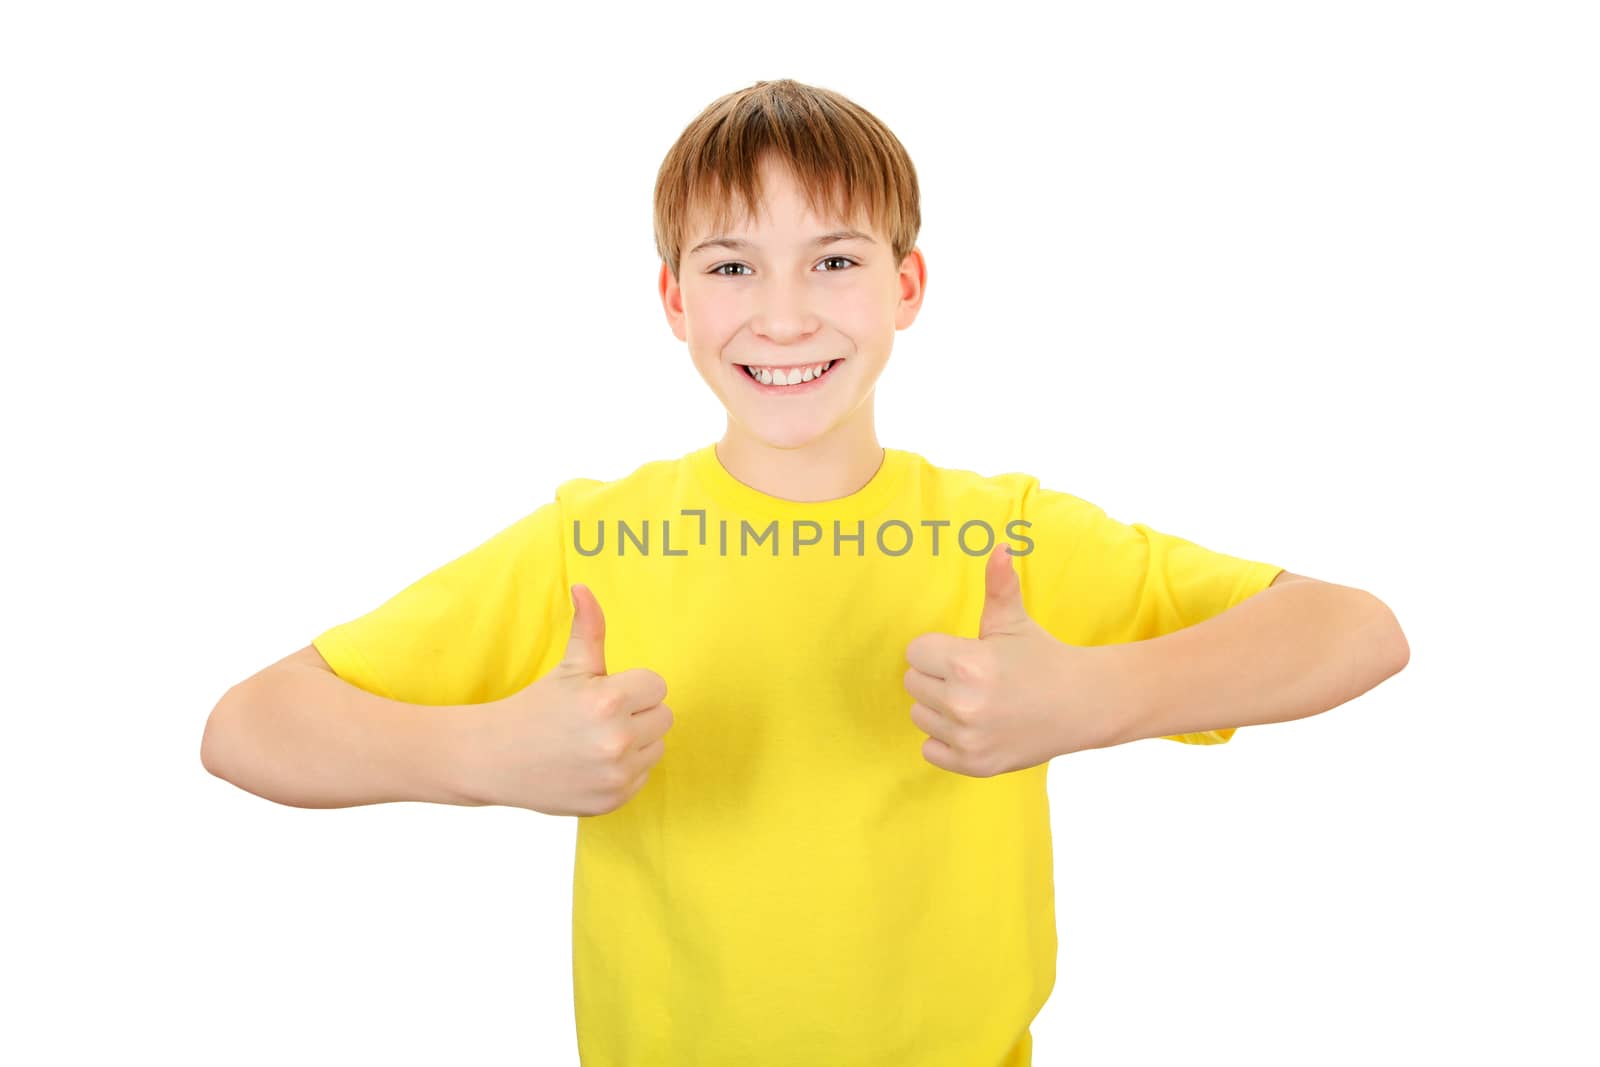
[681,288,735,330]
[835,305,884,341]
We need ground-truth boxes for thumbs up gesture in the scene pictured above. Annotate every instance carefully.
[904,544,1125,776]
[460,583,674,816]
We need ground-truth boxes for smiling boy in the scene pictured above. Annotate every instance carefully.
[203,79,1409,1066]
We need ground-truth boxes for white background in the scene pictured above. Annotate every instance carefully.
[4,1,1595,1064]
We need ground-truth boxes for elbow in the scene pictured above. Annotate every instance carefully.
[1389,629,1410,676]
[1371,595,1410,677]
[200,686,244,781]
[200,714,228,781]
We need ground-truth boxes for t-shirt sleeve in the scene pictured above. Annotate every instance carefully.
[1013,480,1283,746]
[310,496,572,707]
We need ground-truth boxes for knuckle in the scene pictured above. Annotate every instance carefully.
[598,731,632,763]
[952,653,991,684]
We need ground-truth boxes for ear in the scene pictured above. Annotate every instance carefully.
[659,261,687,342]
[894,246,928,330]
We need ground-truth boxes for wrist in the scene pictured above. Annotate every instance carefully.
[436,702,491,806]
[1089,640,1158,750]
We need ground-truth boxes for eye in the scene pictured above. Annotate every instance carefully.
[707,256,859,277]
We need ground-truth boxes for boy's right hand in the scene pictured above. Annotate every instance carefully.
[459,583,672,816]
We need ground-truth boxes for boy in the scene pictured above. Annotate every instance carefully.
[201,78,1409,1066]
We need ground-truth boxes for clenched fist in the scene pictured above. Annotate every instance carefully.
[459,583,673,815]
[904,543,1129,777]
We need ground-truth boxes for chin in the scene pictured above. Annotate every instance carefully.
[733,414,841,451]
[744,424,832,451]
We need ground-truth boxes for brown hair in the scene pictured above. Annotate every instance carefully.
[653,79,921,283]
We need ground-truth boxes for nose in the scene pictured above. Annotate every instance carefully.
[750,278,821,346]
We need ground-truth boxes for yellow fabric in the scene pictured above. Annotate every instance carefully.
[312,444,1282,1065]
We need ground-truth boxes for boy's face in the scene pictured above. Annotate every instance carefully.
[660,154,926,452]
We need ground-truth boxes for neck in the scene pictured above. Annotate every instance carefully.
[715,414,884,503]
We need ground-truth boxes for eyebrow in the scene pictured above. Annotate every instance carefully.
[686,228,876,258]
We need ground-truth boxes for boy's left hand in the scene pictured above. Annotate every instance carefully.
[904,543,1128,777]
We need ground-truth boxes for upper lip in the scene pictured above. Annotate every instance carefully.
[737,358,841,370]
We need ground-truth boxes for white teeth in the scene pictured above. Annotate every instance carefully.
[746,360,835,386]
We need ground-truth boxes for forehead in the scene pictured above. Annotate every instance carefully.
[683,198,877,253]
[685,226,877,261]
[684,162,873,241]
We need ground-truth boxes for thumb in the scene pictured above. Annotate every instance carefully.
[979,543,1032,639]
[558,583,608,677]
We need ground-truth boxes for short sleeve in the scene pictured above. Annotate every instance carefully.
[311,496,571,707]
[1013,481,1283,745]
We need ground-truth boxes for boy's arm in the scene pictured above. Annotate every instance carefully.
[201,646,486,809]
[1092,574,1409,748]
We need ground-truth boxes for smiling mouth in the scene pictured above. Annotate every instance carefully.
[735,358,843,387]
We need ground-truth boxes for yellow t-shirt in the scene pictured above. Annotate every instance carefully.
[312,444,1282,1066]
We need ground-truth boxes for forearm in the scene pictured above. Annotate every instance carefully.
[1100,580,1409,747]
[201,664,485,809]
